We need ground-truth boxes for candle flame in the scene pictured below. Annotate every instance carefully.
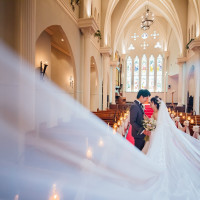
[86,147,92,159]
[98,138,104,147]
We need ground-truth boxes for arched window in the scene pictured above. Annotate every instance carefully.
[141,54,147,89]
[149,55,154,92]
[189,28,190,41]
[133,56,139,92]
[126,56,132,92]
[94,8,97,21]
[156,54,163,92]
[126,54,163,92]
[194,23,196,38]
[191,25,194,39]
[97,13,100,26]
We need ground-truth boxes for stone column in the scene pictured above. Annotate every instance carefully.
[16,0,36,164]
[177,57,187,107]
[110,61,118,104]
[189,39,200,114]
[78,18,98,110]
[100,47,112,110]
[19,0,36,66]
[82,29,92,110]
[121,54,127,97]
[163,51,169,103]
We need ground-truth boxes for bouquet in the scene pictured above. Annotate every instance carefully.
[142,117,157,141]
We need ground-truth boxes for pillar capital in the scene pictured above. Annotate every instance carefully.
[189,39,200,52]
[177,57,187,65]
[78,17,98,35]
[100,47,112,57]
[121,54,127,61]
[163,51,169,59]
[110,60,119,68]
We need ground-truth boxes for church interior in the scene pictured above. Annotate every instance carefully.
[1,0,200,112]
[0,0,200,199]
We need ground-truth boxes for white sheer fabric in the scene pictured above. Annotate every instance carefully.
[147,101,200,198]
[0,42,200,200]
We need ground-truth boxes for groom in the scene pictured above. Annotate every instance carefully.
[130,89,151,150]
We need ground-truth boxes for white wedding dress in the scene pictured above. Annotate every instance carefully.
[0,42,200,199]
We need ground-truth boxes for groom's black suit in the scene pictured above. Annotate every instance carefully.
[130,100,145,150]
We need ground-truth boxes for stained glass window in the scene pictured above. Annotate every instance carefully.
[126,56,132,92]
[126,54,163,93]
[141,54,147,89]
[149,55,154,92]
[133,56,139,92]
[156,54,163,92]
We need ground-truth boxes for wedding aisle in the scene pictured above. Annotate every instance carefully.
[126,104,153,145]
[144,104,154,118]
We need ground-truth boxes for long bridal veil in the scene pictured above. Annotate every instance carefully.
[0,42,200,200]
[147,101,200,198]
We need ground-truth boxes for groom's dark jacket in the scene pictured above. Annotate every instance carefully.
[130,100,145,139]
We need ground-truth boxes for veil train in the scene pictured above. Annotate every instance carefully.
[0,42,200,199]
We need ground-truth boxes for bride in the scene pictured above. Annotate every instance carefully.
[0,43,200,199]
[142,96,160,154]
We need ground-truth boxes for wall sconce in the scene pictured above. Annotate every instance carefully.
[69,76,74,88]
[40,61,48,78]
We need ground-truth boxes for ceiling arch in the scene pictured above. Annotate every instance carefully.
[103,0,184,57]
[104,0,119,45]
[112,1,183,57]
[192,0,200,37]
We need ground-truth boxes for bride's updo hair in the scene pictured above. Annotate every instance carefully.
[151,96,162,110]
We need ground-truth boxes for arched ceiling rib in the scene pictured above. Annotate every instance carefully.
[103,0,184,57]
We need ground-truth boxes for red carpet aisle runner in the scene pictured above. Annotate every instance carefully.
[126,104,154,145]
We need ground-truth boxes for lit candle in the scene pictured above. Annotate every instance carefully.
[49,184,60,200]
[113,123,117,129]
[86,147,92,159]
[113,128,116,135]
[180,112,182,116]
[98,138,104,147]
[117,120,121,126]
[14,194,19,200]
[108,122,109,127]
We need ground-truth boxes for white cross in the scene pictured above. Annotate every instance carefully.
[131,33,139,40]
[151,31,159,39]
[141,41,149,49]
